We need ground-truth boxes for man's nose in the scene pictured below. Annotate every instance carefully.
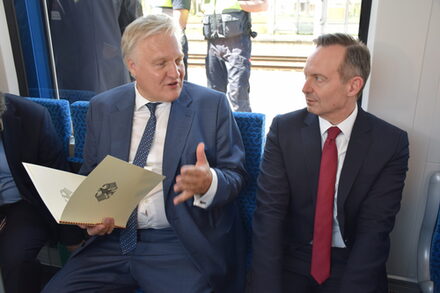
[167,63,180,78]
[302,78,311,94]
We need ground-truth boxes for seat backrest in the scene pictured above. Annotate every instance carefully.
[418,171,440,293]
[26,97,72,156]
[70,101,90,163]
[29,88,96,104]
[233,112,265,267]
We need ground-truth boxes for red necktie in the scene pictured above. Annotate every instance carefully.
[311,126,341,284]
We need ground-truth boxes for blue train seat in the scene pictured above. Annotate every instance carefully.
[69,101,89,163]
[233,112,265,267]
[26,97,72,157]
[418,172,440,293]
[29,88,96,104]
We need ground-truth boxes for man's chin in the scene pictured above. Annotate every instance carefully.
[163,92,182,103]
[306,105,314,112]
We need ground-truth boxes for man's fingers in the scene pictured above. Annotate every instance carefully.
[86,225,106,236]
[195,142,209,167]
[102,218,115,234]
[173,145,212,202]
[82,217,115,236]
[173,191,194,205]
[180,166,210,182]
[174,170,209,194]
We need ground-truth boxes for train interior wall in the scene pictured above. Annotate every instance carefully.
[364,0,440,288]
[0,0,18,94]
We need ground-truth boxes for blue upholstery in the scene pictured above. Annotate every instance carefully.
[418,172,440,293]
[29,88,96,103]
[69,101,89,163]
[233,112,265,267]
[69,101,266,269]
[429,173,440,293]
[26,97,72,157]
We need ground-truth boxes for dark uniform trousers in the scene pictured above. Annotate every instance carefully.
[206,34,252,112]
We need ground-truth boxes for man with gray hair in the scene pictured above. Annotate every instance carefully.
[0,92,83,293]
[249,33,409,293]
[43,14,246,293]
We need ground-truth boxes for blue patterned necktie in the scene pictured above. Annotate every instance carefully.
[120,102,160,254]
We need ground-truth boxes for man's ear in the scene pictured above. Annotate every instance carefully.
[347,76,364,97]
[126,58,136,79]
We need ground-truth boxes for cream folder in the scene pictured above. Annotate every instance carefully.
[23,155,164,228]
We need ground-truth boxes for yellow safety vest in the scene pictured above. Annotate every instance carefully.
[202,0,242,14]
[152,0,172,8]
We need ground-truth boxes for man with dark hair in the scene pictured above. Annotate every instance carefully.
[0,92,83,293]
[249,33,409,293]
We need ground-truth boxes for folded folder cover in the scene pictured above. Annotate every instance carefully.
[23,155,164,228]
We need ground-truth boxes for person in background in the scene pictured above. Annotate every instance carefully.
[249,33,409,293]
[0,92,83,293]
[202,0,268,112]
[42,14,247,293]
[152,0,191,80]
[49,0,142,94]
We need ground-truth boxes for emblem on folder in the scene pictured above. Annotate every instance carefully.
[95,182,118,202]
[60,188,73,202]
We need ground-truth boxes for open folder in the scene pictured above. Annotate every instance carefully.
[23,155,164,228]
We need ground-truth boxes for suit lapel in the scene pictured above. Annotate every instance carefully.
[301,113,322,205]
[337,108,372,223]
[109,85,135,161]
[162,87,194,199]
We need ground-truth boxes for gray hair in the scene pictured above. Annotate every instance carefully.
[121,14,181,64]
[314,33,371,95]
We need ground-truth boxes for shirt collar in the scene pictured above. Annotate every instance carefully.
[319,104,358,138]
[134,82,170,111]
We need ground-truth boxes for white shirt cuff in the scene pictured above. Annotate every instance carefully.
[193,168,218,209]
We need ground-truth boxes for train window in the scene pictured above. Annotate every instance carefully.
[7,0,370,131]
[183,0,369,131]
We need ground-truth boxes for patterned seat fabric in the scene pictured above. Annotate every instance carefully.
[429,173,440,292]
[27,97,72,157]
[29,88,95,104]
[233,112,265,268]
[69,101,89,163]
[418,172,440,293]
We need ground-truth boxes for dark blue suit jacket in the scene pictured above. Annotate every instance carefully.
[2,94,82,244]
[79,82,247,292]
[250,107,409,293]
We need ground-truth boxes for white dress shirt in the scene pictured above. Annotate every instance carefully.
[131,85,218,229]
[318,104,358,248]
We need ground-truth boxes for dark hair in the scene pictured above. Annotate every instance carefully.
[314,33,370,94]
